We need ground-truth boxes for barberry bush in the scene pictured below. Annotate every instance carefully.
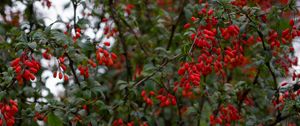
[0,0,300,125]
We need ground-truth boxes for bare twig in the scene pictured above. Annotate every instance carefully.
[109,0,132,82]
[166,0,186,50]
[65,53,81,86]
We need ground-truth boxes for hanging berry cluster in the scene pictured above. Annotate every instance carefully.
[112,118,148,126]
[141,89,177,107]
[0,100,18,126]
[101,18,118,38]
[95,47,118,66]
[11,51,41,85]
[52,56,69,82]
[156,88,177,107]
[272,82,300,111]
[42,49,51,60]
[209,104,241,126]
[176,8,248,98]
[272,20,300,76]
[141,90,155,106]
[78,65,89,78]
[34,112,47,122]
[73,28,82,42]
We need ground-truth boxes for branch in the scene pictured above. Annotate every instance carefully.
[111,54,182,110]
[119,16,149,56]
[109,0,132,82]
[71,0,77,31]
[237,69,260,111]
[166,0,186,50]
[133,54,182,87]
[268,113,295,126]
[65,53,81,87]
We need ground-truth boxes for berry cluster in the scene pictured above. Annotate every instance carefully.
[95,47,117,66]
[0,100,18,126]
[141,90,155,106]
[52,56,69,82]
[210,104,240,126]
[41,0,51,9]
[34,112,47,122]
[156,88,177,107]
[124,4,135,15]
[112,118,148,126]
[42,49,51,60]
[272,83,300,111]
[73,28,82,42]
[11,52,41,85]
[78,65,89,78]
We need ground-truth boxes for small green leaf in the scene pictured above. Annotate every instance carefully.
[0,91,6,101]
[47,112,63,126]
[28,42,37,49]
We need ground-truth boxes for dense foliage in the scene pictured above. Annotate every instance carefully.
[0,0,300,125]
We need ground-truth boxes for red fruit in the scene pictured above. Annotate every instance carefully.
[171,98,177,105]
[11,105,18,113]
[64,74,69,82]
[289,19,294,26]
[103,50,109,57]
[60,64,67,71]
[141,90,146,97]
[83,105,87,110]
[107,58,113,66]
[191,16,197,22]
[183,23,191,29]
[6,119,14,126]
[149,91,155,96]
[104,42,110,46]
[5,105,10,111]
[9,100,17,106]
[24,61,34,67]
[177,68,185,75]
[102,18,108,22]
[98,48,104,53]
[58,72,63,79]
[15,66,22,73]
[42,52,51,60]
[11,58,20,67]
[76,28,81,33]
[59,57,65,63]
[208,9,214,15]
[29,73,36,80]
[53,71,57,78]
[111,53,117,59]
[88,59,97,68]
[118,119,123,124]
[281,82,288,86]
[146,98,153,105]
[76,32,81,38]
[165,99,170,106]
[29,67,38,74]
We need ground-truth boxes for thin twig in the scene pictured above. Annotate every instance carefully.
[65,53,81,86]
[109,0,132,82]
[166,0,186,50]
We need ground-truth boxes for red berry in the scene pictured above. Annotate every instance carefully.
[184,23,191,29]
[141,90,146,97]
[104,42,110,46]
[53,71,57,78]
[58,72,63,79]
[64,74,69,82]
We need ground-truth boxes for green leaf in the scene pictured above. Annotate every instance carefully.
[0,91,6,101]
[47,112,63,126]
[28,42,37,49]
